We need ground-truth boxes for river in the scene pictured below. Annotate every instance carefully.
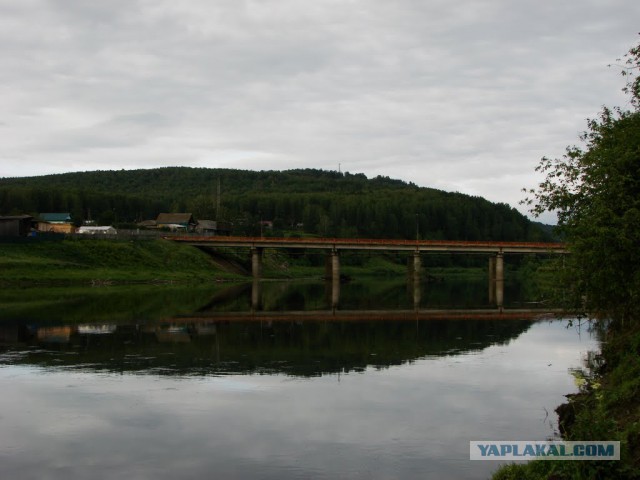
[0,278,597,479]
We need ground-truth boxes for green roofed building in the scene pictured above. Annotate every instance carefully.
[39,213,72,223]
[37,212,75,234]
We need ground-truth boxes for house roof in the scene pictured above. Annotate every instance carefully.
[40,213,72,223]
[0,215,33,221]
[156,213,195,225]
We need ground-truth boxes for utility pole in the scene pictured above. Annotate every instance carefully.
[215,177,221,221]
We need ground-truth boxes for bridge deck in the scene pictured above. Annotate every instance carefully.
[165,235,566,254]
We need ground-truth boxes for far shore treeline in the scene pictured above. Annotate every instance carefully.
[0,167,552,242]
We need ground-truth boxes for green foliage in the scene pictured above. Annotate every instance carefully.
[493,38,640,480]
[619,41,640,109]
[491,462,559,480]
[0,167,550,242]
[529,109,640,323]
[523,40,640,325]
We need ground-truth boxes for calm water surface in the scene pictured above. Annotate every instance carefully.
[0,279,597,480]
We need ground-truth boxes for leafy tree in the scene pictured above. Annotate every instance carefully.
[523,40,640,324]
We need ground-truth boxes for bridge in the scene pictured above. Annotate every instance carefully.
[164,235,565,254]
[164,235,566,309]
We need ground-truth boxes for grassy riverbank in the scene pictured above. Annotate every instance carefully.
[0,237,243,284]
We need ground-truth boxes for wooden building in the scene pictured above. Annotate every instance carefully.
[37,213,75,234]
[0,215,34,236]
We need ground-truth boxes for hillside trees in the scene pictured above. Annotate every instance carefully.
[1,167,549,242]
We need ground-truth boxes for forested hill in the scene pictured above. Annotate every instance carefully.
[0,167,551,241]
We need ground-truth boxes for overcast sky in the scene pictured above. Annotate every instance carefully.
[1,1,638,222]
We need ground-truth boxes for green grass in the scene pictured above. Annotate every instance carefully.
[349,256,408,276]
[0,237,243,284]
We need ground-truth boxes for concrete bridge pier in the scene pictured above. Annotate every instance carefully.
[489,256,496,303]
[407,251,423,277]
[330,250,340,307]
[496,252,504,307]
[251,247,263,278]
[413,276,421,310]
[412,251,421,309]
[251,278,261,311]
[488,253,504,308]
[331,277,340,309]
[324,250,341,307]
[324,250,341,280]
[325,250,341,280]
[331,250,340,283]
[413,251,421,277]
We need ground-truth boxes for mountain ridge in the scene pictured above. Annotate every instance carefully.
[0,167,551,242]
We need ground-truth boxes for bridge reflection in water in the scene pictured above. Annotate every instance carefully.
[174,308,558,323]
[0,275,560,377]
[250,273,513,312]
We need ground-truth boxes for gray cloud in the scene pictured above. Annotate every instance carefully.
[1,0,638,221]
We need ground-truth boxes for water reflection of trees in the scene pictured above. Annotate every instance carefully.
[0,318,534,377]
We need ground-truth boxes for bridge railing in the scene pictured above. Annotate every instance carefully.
[163,234,566,252]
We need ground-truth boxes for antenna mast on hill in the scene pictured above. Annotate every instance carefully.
[215,177,221,221]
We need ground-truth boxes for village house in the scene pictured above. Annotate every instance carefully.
[0,215,34,237]
[37,213,76,234]
[155,213,197,232]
